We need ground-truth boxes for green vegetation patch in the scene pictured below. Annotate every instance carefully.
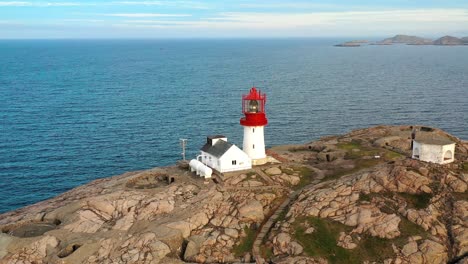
[398,218,427,243]
[337,140,362,151]
[260,245,274,260]
[383,150,405,160]
[399,193,432,210]
[292,217,356,263]
[356,235,397,261]
[324,159,380,181]
[233,226,257,257]
[276,206,289,223]
[292,166,315,190]
[462,162,468,173]
[292,216,406,263]
[339,140,403,161]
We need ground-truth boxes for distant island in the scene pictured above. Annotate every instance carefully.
[334,40,369,47]
[335,34,468,47]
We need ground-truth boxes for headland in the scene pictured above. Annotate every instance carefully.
[335,34,468,47]
[0,125,467,264]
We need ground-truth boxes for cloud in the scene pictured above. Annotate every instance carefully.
[0,1,95,7]
[62,18,105,22]
[105,13,192,17]
[211,9,468,27]
[113,8,468,37]
[0,20,22,24]
[238,3,340,10]
[114,1,210,9]
[0,1,29,6]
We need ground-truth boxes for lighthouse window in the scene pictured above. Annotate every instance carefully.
[232,160,237,165]
[253,128,255,133]
[253,144,255,149]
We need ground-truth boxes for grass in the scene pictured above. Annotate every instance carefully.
[462,162,468,173]
[233,226,257,257]
[292,216,398,263]
[383,150,405,160]
[322,140,393,182]
[399,193,432,210]
[292,166,315,190]
[337,141,362,151]
[338,140,404,162]
[398,218,427,242]
[293,217,354,263]
[260,245,274,260]
[276,206,289,223]
[323,159,380,181]
[278,166,315,190]
[356,235,396,261]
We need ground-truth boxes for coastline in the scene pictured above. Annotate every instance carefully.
[1,125,467,263]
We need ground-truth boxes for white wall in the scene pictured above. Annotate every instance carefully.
[441,144,455,164]
[199,152,219,171]
[412,141,455,164]
[200,145,252,173]
[243,126,266,160]
[219,146,252,173]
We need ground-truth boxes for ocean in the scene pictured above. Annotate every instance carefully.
[0,38,467,213]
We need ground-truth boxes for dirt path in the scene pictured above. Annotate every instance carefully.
[251,164,322,263]
[251,188,303,263]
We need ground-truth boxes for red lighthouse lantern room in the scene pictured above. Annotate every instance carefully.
[240,87,268,127]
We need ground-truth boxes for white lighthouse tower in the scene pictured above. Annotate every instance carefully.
[240,87,268,165]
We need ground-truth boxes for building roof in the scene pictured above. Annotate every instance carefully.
[207,135,226,140]
[201,139,233,158]
[414,135,454,145]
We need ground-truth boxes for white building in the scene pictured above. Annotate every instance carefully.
[412,136,455,164]
[199,135,252,173]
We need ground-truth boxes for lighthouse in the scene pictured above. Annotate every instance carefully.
[240,87,268,165]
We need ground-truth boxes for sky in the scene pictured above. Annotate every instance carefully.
[1,0,468,39]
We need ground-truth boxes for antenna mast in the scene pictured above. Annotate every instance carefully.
[179,138,187,160]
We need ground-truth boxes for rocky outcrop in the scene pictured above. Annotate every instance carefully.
[238,200,265,222]
[377,34,433,45]
[2,235,59,264]
[84,232,171,264]
[433,36,465,45]
[370,34,468,46]
[0,125,466,264]
[272,232,303,256]
[337,232,358,249]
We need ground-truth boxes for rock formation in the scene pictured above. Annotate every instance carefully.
[376,34,433,45]
[0,125,467,264]
[433,36,465,45]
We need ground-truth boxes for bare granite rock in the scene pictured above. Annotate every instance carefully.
[1,125,466,264]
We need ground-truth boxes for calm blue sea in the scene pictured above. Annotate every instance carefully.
[0,39,467,213]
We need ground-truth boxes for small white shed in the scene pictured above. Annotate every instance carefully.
[412,136,455,164]
[199,135,252,173]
